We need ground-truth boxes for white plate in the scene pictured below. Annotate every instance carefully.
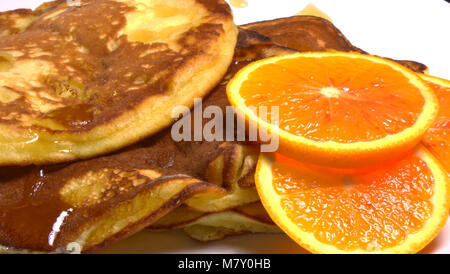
[2,0,449,254]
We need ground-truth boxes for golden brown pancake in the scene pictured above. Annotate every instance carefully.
[242,15,428,73]
[0,29,293,253]
[0,0,237,166]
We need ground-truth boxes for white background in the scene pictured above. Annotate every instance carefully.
[1,0,449,254]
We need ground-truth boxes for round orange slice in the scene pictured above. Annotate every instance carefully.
[227,52,439,168]
[420,74,450,173]
[255,146,450,254]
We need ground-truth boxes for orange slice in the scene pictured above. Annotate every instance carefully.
[420,74,450,173]
[227,52,439,168]
[255,146,450,254]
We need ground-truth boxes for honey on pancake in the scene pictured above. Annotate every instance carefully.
[229,0,248,9]
[297,3,332,22]
[42,104,95,128]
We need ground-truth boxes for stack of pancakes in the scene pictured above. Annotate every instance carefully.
[0,0,427,253]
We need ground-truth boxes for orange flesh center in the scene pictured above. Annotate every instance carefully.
[240,56,425,143]
[272,153,434,251]
[422,80,450,172]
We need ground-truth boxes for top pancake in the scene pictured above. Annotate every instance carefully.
[0,0,237,166]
